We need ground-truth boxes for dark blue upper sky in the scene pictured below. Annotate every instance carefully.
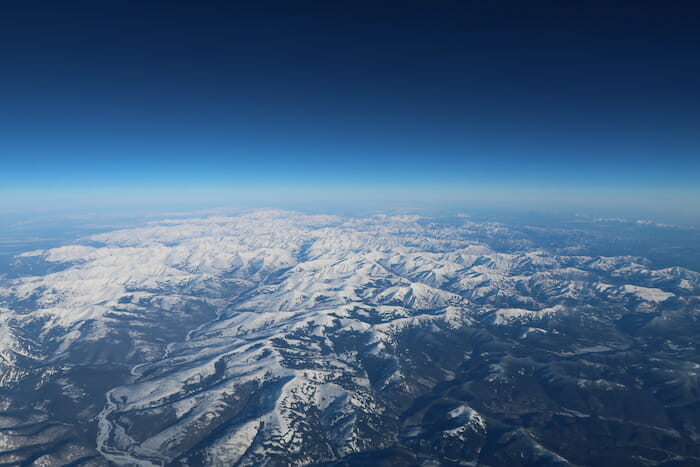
[1,1,699,219]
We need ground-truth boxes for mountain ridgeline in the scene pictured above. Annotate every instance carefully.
[0,210,699,466]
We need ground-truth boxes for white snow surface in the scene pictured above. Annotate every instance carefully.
[0,209,696,465]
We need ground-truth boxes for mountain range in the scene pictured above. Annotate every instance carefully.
[1,210,699,466]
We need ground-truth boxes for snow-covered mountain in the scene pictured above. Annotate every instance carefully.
[1,210,699,466]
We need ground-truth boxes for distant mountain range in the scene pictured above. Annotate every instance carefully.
[1,210,699,466]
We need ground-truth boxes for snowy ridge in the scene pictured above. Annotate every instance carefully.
[0,210,698,465]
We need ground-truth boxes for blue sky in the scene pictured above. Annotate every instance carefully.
[1,1,698,221]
